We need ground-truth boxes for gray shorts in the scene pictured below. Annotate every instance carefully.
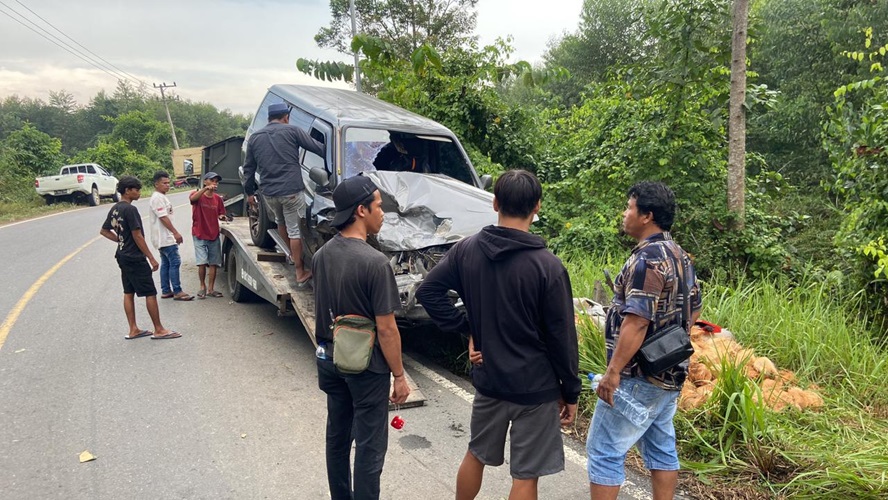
[468,393,565,479]
[262,193,306,239]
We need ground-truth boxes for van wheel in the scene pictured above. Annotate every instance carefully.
[88,186,100,206]
[112,191,121,202]
[248,194,276,248]
[226,246,256,303]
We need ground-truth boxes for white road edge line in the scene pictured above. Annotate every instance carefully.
[403,355,651,499]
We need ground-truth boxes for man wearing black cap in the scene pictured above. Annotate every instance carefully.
[312,174,410,500]
[243,102,325,286]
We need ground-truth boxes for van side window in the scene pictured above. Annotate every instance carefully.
[247,93,284,139]
[301,128,327,173]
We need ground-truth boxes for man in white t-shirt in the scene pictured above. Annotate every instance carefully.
[149,171,193,301]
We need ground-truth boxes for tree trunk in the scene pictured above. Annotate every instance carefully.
[727,0,749,229]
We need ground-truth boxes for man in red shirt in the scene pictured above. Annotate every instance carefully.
[190,172,227,298]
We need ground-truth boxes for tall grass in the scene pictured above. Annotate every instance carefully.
[564,256,888,497]
[704,272,888,411]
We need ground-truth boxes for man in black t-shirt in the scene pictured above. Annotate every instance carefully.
[312,175,410,500]
[100,176,181,340]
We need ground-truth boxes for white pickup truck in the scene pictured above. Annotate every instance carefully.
[35,163,120,206]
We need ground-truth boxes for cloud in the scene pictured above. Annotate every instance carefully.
[0,0,583,114]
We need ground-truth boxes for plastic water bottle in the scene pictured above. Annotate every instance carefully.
[588,373,650,427]
[316,343,328,360]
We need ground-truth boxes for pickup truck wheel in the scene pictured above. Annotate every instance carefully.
[44,196,55,206]
[88,186,100,206]
[226,247,256,303]
[248,194,276,248]
[112,191,121,203]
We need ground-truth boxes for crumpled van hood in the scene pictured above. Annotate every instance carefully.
[368,171,497,252]
[311,171,497,252]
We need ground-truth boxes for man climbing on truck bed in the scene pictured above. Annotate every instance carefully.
[243,102,325,287]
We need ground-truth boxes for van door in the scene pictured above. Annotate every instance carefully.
[301,119,333,217]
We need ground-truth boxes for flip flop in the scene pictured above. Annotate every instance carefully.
[151,331,182,340]
[173,293,194,301]
[161,293,174,299]
[295,277,313,290]
[207,290,223,298]
[124,330,152,340]
[197,289,206,299]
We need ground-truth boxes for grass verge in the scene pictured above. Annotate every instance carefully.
[566,255,888,498]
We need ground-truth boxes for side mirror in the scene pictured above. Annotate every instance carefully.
[480,174,492,190]
[310,167,330,188]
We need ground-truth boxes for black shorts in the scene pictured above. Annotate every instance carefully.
[116,256,157,297]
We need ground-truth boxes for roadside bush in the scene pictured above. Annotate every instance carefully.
[3,122,64,176]
[823,29,888,326]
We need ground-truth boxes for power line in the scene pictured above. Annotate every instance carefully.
[13,0,146,87]
[0,1,137,86]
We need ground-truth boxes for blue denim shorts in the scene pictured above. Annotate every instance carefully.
[193,236,222,266]
[586,376,681,486]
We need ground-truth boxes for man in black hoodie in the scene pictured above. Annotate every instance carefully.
[417,169,581,500]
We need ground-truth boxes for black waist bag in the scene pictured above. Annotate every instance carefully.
[634,246,694,376]
[635,324,693,375]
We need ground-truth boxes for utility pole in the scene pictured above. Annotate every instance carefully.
[154,82,180,150]
[349,0,362,93]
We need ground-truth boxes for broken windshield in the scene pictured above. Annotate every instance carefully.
[343,128,475,186]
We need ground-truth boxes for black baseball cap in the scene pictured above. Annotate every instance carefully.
[331,175,378,227]
[203,171,222,181]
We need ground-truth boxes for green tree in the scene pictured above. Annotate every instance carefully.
[107,110,173,161]
[823,27,888,320]
[4,123,64,176]
[300,36,566,173]
[749,0,888,184]
[70,139,160,182]
[316,0,478,58]
[543,0,654,105]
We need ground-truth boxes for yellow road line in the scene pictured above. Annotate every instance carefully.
[0,199,192,351]
[0,236,102,351]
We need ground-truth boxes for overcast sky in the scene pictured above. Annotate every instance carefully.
[0,0,583,115]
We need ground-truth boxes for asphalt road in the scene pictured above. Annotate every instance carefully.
[0,192,655,499]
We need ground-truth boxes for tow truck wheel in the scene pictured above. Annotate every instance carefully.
[226,246,255,303]
[88,186,100,206]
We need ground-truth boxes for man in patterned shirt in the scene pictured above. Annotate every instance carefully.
[586,181,701,500]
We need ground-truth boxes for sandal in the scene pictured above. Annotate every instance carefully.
[197,289,206,299]
[173,293,194,301]
[208,290,224,298]
[151,331,182,340]
[161,293,174,299]
[294,277,313,290]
